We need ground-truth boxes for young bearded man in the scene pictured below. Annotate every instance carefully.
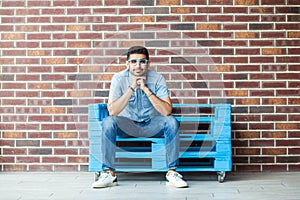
[92,46,188,188]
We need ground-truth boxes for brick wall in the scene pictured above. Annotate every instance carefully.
[0,0,299,172]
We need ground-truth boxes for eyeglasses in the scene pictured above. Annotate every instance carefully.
[127,59,148,66]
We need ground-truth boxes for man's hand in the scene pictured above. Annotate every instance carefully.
[131,76,146,90]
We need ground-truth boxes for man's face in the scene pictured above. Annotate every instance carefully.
[127,53,149,77]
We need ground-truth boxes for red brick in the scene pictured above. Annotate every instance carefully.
[79,0,103,6]
[277,90,299,96]
[262,81,286,88]
[3,132,26,138]
[28,83,51,89]
[28,0,51,6]
[42,24,65,31]
[224,57,248,63]
[42,140,65,146]
[250,90,275,96]
[236,48,260,55]
[262,48,285,55]
[235,131,260,139]
[54,0,76,6]
[0,91,14,97]
[3,165,27,172]
[42,107,65,114]
[250,57,274,63]
[55,132,78,138]
[28,50,49,56]
[235,0,258,5]
[2,16,25,23]
[29,116,52,122]
[223,40,247,46]
[94,8,116,14]
[261,0,285,5]
[68,157,88,163]
[0,41,14,48]
[289,98,300,105]
[93,24,117,31]
[54,165,78,171]
[209,32,233,38]
[28,100,52,106]
[288,48,300,55]
[226,90,248,97]
[262,98,287,105]
[209,0,233,5]
[276,123,299,130]
[17,157,40,163]
[43,157,66,163]
[261,15,286,22]
[261,31,286,38]
[262,131,286,138]
[236,148,260,155]
[0,9,14,15]
[2,33,24,40]
[288,32,300,38]
[224,7,247,13]
[250,40,274,46]
[209,15,233,22]
[55,149,78,155]
[130,16,155,23]
[289,115,300,121]
[27,33,50,40]
[16,91,39,97]
[3,148,26,155]
[184,0,206,4]
[172,7,195,14]
[41,8,64,15]
[29,165,53,171]
[277,56,300,63]
[157,0,180,5]
[2,83,25,89]
[230,24,250,30]
[2,99,26,106]
[236,114,260,122]
[197,24,221,30]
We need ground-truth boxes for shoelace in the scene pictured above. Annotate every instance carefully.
[172,172,183,181]
[99,172,110,180]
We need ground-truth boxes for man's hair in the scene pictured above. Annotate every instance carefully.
[126,46,149,60]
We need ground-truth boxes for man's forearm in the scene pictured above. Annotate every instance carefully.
[143,87,172,116]
[108,87,134,116]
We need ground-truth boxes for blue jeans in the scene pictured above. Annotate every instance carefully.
[101,115,179,172]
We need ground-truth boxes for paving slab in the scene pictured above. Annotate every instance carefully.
[0,172,299,200]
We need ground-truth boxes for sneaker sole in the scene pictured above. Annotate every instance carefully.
[166,181,188,188]
[92,182,118,188]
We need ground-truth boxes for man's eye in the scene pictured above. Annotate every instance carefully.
[140,60,146,64]
[130,60,137,64]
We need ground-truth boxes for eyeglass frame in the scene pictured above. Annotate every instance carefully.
[127,58,149,66]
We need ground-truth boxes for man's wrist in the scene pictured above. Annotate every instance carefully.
[129,86,134,92]
[146,89,153,97]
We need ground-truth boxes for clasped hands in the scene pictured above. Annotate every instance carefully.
[131,76,148,92]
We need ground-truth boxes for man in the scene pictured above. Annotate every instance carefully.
[92,46,188,188]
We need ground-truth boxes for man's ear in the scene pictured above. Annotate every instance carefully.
[126,61,130,69]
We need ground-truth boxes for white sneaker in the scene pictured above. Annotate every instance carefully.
[166,171,188,188]
[92,172,118,188]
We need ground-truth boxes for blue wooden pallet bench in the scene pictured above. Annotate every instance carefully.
[88,103,232,182]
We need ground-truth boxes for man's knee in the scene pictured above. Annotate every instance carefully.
[102,116,117,133]
[165,115,179,131]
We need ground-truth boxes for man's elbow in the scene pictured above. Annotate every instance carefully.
[108,104,117,116]
[163,108,172,116]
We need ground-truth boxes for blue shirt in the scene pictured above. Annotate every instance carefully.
[109,69,170,122]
